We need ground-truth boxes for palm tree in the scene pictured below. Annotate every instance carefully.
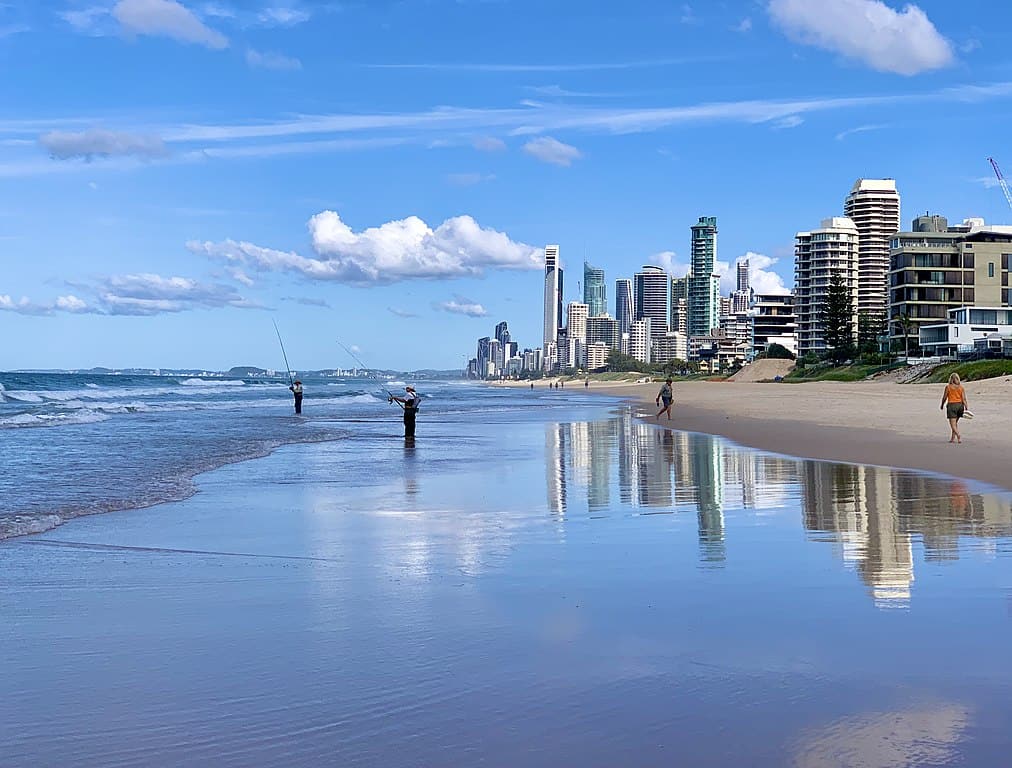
[895,314,913,360]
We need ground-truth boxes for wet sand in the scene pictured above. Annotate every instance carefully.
[588,378,1012,492]
[3,399,1012,766]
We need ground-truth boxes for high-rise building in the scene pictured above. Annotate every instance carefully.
[844,179,901,330]
[652,332,688,363]
[586,342,610,371]
[736,259,750,293]
[670,276,688,336]
[689,216,720,337]
[751,293,797,358]
[615,278,634,339]
[794,216,860,357]
[476,336,491,377]
[584,262,606,317]
[630,318,651,363]
[587,315,620,350]
[566,301,589,369]
[889,216,1012,351]
[543,245,563,350]
[494,321,510,370]
[634,265,669,352]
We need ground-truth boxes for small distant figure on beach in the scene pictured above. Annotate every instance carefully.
[656,378,673,420]
[940,373,969,443]
[390,385,420,438]
[584,379,589,388]
[530,382,534,389]
[289,380,303,414]
[560,380,565,389]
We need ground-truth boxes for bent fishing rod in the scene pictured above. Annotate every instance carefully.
[337,340,403,407]
[273,319,294,387]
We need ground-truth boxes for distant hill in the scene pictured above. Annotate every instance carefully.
[227,366,269,377]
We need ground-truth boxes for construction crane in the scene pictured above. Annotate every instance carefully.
[987,157,1012,212]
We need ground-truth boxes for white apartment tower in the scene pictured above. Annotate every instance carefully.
[543,245,563,350]
[634,266,670,353]
[566,301,589,369]
[630,318,651,364]
[794,217,860,356]
[844,179,901,329]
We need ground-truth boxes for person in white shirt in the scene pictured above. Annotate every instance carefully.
[390,385,420,437]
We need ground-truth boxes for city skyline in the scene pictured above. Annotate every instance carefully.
[3,0,1012,370]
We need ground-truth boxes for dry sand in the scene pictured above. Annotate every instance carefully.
[592,377,1012,491]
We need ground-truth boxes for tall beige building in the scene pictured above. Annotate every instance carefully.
[844,179,901,329]
[794,216,860,357]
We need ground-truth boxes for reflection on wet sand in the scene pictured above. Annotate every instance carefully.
[546,408,1012,606]
[793,703,971,768]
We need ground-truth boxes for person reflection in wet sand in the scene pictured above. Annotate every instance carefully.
[403,437,418,496]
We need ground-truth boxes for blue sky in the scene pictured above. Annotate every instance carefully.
[1,0,1011,371]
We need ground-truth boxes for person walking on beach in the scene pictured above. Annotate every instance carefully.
[390,385,420,438]
[940,373,969,443]
[655,378,674,420]
[289,380,303,414]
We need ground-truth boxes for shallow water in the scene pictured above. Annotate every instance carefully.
[2,400,1011,766]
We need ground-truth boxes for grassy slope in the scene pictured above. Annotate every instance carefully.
[923,360,1012,384]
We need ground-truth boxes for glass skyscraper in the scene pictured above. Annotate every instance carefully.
[583,262,606,317]
[688,216,720,337]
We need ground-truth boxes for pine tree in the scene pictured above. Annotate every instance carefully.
[820,271,855,361]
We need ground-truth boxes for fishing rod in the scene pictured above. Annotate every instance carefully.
[273,319,294,387]
[337,340,402,407]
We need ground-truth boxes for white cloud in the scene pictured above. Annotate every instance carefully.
[246,48,302,71]
[0,295,53,315]
[226,266,254,286]
[835,123,885,141]
[436,296,488,317]
[472,136,507,152]
[733,18,752,33]
[113,0,228,49]
[282,296,330,308]
[768,0,954,75]
[55,295,90,312]
[39,129,169,160]
[720,252,791,295]
[188,209,543,285]
[772,115,804,129]
[522,136,581,166]
[650,250,790,295]
[680,3,699,25]
[256,6,310,27]
[60,7,112,34]
[96,273,250,314]
[0,23,29,38]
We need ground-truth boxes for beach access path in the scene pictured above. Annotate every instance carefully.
[579,377,1012,492]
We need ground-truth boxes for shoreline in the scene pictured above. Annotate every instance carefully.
[578,379,1012,492]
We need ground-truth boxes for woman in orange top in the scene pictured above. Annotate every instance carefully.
[940,372,969,443]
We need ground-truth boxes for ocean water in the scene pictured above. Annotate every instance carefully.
[3,390,1012,765]
[0,372,571,539]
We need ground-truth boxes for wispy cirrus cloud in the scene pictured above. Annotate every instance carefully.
[188,209,542,285]
[436,296,488,318]
[835,123,885,141]
[768,0,954,75]
[256,5,310,27]
[362,57,716,72]
[282,296,330,308]
[388,307,419,318]
[523,136,581,166]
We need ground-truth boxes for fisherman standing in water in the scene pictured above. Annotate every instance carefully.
[289,380,304,414]
[390,385,420,437]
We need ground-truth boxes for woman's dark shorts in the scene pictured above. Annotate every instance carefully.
[946,403,964,420]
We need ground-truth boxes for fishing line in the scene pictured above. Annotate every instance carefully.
[273,319,294,386]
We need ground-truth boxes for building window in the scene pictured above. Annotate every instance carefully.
[989,262,995,278]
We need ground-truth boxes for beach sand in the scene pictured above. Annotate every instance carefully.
[3,397,1012,765]
[588,377,1012,492]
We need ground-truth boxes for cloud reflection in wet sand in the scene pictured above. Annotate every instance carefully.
[793,704,971,768]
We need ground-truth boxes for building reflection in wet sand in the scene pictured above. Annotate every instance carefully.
[546,408,1012,606]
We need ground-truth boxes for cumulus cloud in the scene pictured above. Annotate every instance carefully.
[189,209,542,285]
[55,295,91,312]
[113,0,228,49]
[246,48,302,71]
[39,129,170,161]
[0,295,56,315]
[226,266,254,286]
[473,136,507,152]
[522,136,581,166]
[436,296,488,317]
[768,0,954,75]
[650,250,790,295]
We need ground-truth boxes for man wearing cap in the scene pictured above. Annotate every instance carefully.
[289,380,304,414]
[390,385,420,437]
